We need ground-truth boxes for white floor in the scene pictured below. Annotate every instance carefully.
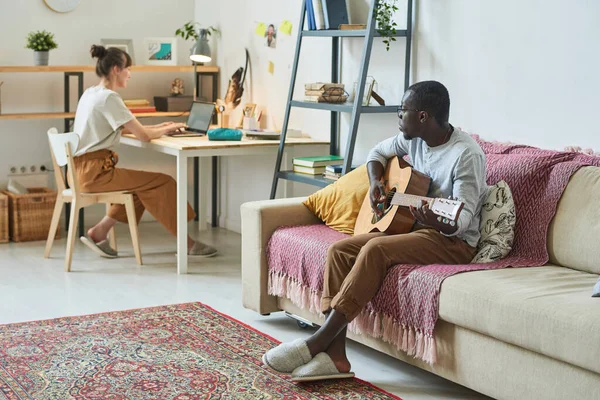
[0,222,490,400]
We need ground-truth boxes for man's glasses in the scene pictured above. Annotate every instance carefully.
[397,106,421,118]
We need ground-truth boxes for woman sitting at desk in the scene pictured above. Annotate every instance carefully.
[73,45,217,258]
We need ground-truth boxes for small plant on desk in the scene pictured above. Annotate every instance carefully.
[25,30,58,66]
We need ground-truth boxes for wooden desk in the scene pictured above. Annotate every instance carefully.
[119,133,329,274]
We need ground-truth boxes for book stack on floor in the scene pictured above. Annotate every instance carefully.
[124,99,156,114]
[293,155,344,175]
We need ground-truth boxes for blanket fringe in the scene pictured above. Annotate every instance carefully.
[267,271,438,364]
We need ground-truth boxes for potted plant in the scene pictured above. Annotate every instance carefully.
[376,0,399,51]
[175,22,220,64]
[26,30,58,66]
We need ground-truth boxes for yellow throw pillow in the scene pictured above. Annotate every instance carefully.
[303,164,370,235]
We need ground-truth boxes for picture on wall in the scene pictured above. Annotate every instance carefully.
[144,37,177,65]
[265,24,277,48]
[100,39,135,64]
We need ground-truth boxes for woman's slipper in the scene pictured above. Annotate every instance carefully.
[291,352,355,382]
[80,235,118,258]
[262,338,313,374]
[188,241,218,257]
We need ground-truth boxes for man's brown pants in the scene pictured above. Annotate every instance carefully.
[321,228,477,321]
[73,149,195,236]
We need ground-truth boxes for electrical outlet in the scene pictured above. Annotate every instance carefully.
[9,166,17,174]
[19,166,26,174]
[40,165,47,172]
[30,165,37,173]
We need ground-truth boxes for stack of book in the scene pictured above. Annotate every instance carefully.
[124,99,156,114]
[293,155,344,175]
[323,165,342,181]
[304,83,345,103]
[323,164,358,181]
[306,0,350,30]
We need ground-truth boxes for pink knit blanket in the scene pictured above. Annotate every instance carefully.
[267,136,600,364]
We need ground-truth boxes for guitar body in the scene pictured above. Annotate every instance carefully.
[354,157,431,235]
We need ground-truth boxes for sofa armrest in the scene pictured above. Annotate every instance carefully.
[241,197,321,315]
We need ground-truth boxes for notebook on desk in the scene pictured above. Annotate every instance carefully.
[169,101,215,137]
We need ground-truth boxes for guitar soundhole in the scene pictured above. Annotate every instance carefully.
[371,187,397,224]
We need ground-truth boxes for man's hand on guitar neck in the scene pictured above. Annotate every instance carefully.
[410,200,459,235]
[367,161,387,217]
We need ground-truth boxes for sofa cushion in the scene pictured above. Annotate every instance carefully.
[548,166,600,274]
[303,165,369,235]
[439,266,600,374]
[472,180,516,263]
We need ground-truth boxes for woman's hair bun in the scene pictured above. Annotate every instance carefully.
[90,44,107,59]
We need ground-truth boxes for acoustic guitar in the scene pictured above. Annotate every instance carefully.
[354,156,465,235]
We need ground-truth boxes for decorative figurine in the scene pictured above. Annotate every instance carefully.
[170,78,185,96]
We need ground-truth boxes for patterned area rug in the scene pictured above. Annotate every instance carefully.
[0,302,401,399]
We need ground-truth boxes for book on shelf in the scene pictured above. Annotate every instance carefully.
[325,164,359,173]
[322,0,349,29]
[304,95,320,103]
[312,0,326,30]
[325,164,343,173]
[293,155,344,168]
[323,172,340,181]
[293,165,326,175]
[339,24,366,30]
[306,0,349,30]
[305,82,344,91]
[305,89,329,96]
[306,0,316,30]
[128,106,157,113]
[124,99,150,107]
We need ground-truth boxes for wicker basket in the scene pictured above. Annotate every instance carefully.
[4,188,60,242]
[0,193,8,243]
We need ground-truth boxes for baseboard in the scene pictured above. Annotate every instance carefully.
[223,217,241,234]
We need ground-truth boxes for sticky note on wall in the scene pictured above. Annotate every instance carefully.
[268,61,274,75]
[255,22,267,37]
[279,20,293,35]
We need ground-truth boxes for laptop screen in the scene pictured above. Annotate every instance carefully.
[186,102,215,133]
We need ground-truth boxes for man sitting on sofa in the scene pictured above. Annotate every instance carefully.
[262,80,488,381]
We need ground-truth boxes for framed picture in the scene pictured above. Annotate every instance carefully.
[144,37,177,65]
[238,103,257,128]
[100,39,135,64]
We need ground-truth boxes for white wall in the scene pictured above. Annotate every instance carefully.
[413,0,600,150]
[0,0,197,221]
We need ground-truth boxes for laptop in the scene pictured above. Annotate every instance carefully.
[169,101,215,137]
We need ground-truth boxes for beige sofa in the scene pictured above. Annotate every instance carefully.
[241,166,600,400]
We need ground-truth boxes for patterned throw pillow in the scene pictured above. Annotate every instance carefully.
[471,180,516,263]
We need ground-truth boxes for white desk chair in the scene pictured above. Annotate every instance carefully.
[45,128,142,271]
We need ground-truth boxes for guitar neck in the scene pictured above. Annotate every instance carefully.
[390,192,433,207]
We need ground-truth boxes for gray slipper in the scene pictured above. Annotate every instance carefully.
[291,352,355,382]
[188,241,218,258]
[262,338,313,374]
[80,235,118,258]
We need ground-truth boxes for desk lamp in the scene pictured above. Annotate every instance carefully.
[190,29,211,101]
